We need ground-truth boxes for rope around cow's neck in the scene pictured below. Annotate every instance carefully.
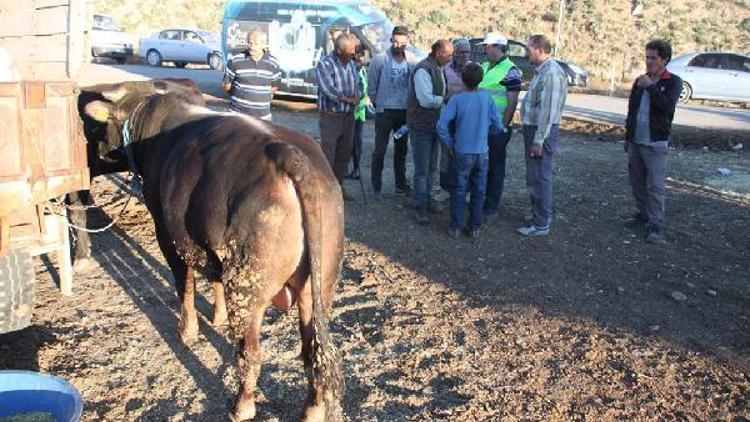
[44,99,151,235]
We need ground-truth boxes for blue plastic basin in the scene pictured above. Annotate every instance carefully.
[0,371,82,422]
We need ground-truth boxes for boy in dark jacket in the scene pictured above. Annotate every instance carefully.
[624,39,682,244]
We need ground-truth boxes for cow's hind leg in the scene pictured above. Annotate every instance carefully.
[178,266,199,343]
[212,280,228,327]
[227,274,267,421]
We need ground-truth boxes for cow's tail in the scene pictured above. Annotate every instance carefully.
[265,142,344,419]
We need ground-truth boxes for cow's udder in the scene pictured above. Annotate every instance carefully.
[272,284,296,311]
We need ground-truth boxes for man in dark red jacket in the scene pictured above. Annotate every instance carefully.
[624,39,682,244]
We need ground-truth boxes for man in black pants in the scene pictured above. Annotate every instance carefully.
[367,26,419,196]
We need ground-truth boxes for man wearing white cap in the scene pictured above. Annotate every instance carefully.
[477,33,522,221]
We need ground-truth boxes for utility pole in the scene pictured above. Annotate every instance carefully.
[553,0,565,58]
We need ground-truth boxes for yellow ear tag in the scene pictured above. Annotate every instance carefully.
[94,108,110,122]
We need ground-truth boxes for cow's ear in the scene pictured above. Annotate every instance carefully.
[84,100,113,122]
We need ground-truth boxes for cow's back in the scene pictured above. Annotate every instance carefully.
[154,113,343,291]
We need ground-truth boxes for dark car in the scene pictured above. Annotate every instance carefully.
[469,38,587,87]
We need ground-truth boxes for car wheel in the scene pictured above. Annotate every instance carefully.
[0,248,35,334]
[175,62,187,68]
[146,49,162,67]
[208,53,223,71]
[679,82,692,103]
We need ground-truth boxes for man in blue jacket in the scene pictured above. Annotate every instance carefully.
[624,39,682,244]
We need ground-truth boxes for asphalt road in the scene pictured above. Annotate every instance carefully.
[77,63,750,131]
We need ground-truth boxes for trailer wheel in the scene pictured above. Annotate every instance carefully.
[0,249,35,334]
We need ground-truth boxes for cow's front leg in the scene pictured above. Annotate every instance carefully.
[212,280,228,327]
[67,190,93,273]
[178,266,199,343]
[231,305,265,421]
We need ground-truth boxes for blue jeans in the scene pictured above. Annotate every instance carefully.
[523,124,559,229]
[484,125,514,215]
[450,152,489,231]
[411,128,440,213]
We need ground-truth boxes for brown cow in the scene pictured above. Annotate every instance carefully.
[83,82,344,421]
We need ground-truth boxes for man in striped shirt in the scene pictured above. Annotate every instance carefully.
[517,34,568,237]
[315,33,360,200]
[223,29,281,121]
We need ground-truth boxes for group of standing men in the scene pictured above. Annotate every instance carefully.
[223,25,682,244]
[313,26,569,238]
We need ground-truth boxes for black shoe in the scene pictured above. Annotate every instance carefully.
[416,210,429,225]
[428,202,443,215]
[395,185,411,194]
[342,188,356,202]
[623,212,648,228]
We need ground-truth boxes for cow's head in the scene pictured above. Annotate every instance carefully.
[80,79,204,159]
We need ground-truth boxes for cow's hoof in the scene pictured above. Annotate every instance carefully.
[73,257,95,274]
[301,404,325,422]
[178,320,199,344]
[212,311,228,327]
[232,400,256,421]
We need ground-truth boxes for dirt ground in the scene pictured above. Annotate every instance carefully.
[1,103,748,421]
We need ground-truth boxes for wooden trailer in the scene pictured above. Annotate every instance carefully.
[0,0,89,333]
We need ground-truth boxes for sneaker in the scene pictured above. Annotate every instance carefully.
[447,228,461,239]
[415,210,429,225]
[645,228,665,244]
[517,225,550,236]
[432,189,450,202]
[468,229,480,242]
[395,185,411,194]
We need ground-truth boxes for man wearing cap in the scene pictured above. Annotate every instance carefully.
[223,28,282,121]
[477,32,522,220]
[368,25,419,197]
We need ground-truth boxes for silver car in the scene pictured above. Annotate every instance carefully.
[667,52,750,103]
[139,28,223,70]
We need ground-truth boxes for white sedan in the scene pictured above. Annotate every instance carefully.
[139,28,223,70]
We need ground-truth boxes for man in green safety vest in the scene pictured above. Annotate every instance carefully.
[477,32,523,220]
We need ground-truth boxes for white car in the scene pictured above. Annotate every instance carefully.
[139,29,223,70]
[91,14,134,64]
[667,52,750,103]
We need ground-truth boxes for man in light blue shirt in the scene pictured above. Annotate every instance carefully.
[437,63,503,239]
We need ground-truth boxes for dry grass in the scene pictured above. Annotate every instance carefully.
[92,0,750,88]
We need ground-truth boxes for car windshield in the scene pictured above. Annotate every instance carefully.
[93,15,120,31]
[359,20,393,54]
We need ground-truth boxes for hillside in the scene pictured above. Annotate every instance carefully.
[92,0,750,85]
